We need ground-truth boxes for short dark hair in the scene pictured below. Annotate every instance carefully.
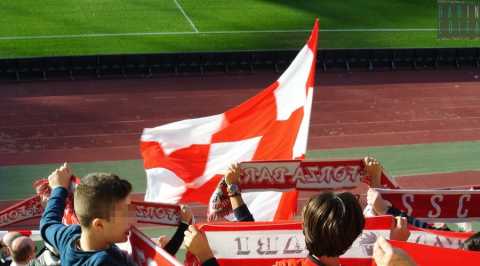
[74,173,132,227]
[302,192,365,258]
[11,236,34,263]
[463,232,480,251]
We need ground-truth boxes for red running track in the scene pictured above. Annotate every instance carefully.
[2,70,480,165]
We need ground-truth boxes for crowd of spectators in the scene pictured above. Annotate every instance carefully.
[1,157,479,266]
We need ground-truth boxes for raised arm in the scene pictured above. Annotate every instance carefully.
[163,205,193,255]
[225,164,254,222]
[39,163,75,250]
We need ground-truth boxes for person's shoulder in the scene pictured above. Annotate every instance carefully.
[85,251,113,266]
[66,224,82,233]
[59,224,82,241]
[91,246,132,266]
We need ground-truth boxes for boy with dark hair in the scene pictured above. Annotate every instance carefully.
[301,192,365,265]
[40,163,136,265]
[185,191,365,266]
[40,163,192,266]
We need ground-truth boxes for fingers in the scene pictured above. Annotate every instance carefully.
[184,225,198,247]
[396,216,407,229]
[157,235,170,248]
[184,225,193,239]
[48,162,73,189]
[392,216,407,231]
[225,163,241,186]
[60,162,72,176]
[184,225,197,237]
[364,156,382,169]
[188,224,198,233]
[390,216,410,241]
[375,236,392,257]
[180,205,193,224]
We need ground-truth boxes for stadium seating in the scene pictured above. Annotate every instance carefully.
[16,58,46,80]
[346,49,373,71]
[124,55,149,77]
[0,59,18,81]
[413,49,438,69]
[147,53,178,76]
[1,48,480,81]
[44,57,73,80]
[71,56,100,79]
[98,56,126,78]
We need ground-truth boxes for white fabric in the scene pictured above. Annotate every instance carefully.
[145,168,186,203]
[194,137,262,187]
[141,114,224,155]
[241,191,283,221]
[293,86,314,158]
[274,45,313,121]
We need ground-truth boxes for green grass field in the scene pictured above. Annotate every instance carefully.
[2,0,480,59]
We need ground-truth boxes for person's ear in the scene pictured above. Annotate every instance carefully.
[92,218,105,231]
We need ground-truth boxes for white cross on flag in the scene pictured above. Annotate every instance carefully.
[140,20,319,221]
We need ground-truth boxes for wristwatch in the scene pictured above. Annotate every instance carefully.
[227,183,241,197]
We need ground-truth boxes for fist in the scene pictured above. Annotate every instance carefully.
[180,205,193,224]
[373,236,416,266]
[184,225,214,263]
[157,235,170,248]
[48,162,72,189]
[225,164,241,186]
[390,217,410,242]
[364,156,383,187]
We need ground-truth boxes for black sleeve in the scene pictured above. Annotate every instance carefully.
[163,222,189,255]
[386,206,449,230]
[233,203,254,222]
[202,257,220,266]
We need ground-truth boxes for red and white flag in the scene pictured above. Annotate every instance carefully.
[140,20,319,221]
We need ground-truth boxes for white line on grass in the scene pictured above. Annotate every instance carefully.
[0,28,437,41]
[173,0,199,33]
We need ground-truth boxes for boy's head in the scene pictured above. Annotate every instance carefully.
[463,232,480,251]
[74,173,133,243]
[11,236,35,264]
[302,192,365,258]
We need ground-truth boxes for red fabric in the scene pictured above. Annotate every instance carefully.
[214,82,279,142]
[389,240,480,266]
[273,258,372,266]
[129,226,182,266]
[186,216,475,266]
[378,188,480,221]
[33,177,79,225]
[306,19,318,90]
[274,190,299,220]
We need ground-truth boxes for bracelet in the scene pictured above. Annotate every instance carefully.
[228,192,241,197]
[227,183,241,197]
